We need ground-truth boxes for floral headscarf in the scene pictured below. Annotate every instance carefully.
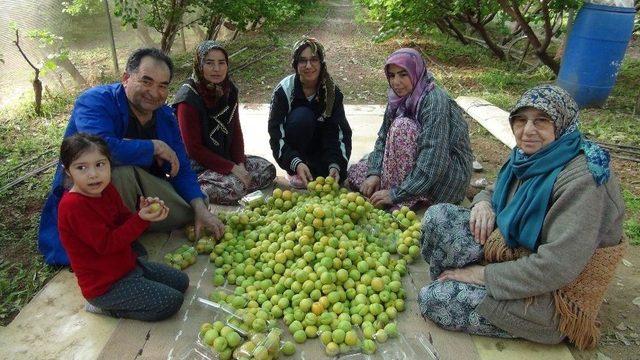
[510,84,610,185]
[385,48,435,119]
[192,40,230,103]
[492,85,611,251]
[291,37,336,119]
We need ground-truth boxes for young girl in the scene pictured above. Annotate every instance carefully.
[57,132,189,321]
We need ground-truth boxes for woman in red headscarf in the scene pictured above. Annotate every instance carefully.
[173,41,276,205]
[348,48,473,210]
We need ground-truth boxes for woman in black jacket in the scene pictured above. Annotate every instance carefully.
[267,37,352,188]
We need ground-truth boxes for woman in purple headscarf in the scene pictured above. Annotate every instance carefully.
[347,48,473,210]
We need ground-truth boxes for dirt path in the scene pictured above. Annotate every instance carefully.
[235,0,392,105]
[307,0,391,104]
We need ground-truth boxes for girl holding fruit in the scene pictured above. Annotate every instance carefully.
[347,48,473,210]
[173,40,276,205]
[57,133,189,321]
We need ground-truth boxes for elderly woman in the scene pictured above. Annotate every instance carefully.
[173,41,276,205]
[268,37,352,188]
[418,85,625,349]
[347,48,472,210]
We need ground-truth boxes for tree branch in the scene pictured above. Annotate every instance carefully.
[540,0,553,51]
[13,29,39,73]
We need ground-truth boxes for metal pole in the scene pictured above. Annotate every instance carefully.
[103,0,120,75]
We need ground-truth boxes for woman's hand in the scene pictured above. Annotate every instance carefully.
[191,199,225,240]
[231,163,251,188]
[360,175,381,198]
[138,196,169,222]
[469,201,495,245]
[370,189,392,208]
[328,167,340,184]
[438,265,485,286]
[296,163,313,186]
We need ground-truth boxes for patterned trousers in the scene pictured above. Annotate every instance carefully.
[88,258,189,321]
[418,203,514,338]
[347,117,430,210]
[197,155,276,205]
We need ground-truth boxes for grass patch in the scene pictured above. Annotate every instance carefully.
[623,189,640,245]
[0,91,74,325]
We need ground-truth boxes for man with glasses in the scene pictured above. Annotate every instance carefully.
[268,37,352,188]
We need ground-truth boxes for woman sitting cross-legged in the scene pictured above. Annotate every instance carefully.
[347,48,473,210]
[268,37,352,189]
[173,41,276,205]
[418,85,625,349]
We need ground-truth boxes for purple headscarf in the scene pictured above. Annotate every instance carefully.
[385,48,435,119]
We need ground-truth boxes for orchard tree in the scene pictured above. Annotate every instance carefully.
[360,0,583,74]
[359,0,505,58]
[12,28,43,115]
[114,0,192,53]
[497,0,582,74]
[192,0,305,41]
[27,29,87,87]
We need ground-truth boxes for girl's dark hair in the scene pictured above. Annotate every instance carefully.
[60,133,112,169]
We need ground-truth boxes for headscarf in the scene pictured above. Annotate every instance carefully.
[192,40,231,105]
[384,48,435,119]
[291,37,336,119]
[492,85,611,251]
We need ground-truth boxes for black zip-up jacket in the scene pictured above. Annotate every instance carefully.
[267,74,352,179]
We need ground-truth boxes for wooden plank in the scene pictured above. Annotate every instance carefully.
[405,259,481,360]
[455,96,516,149]
[473,336,574,360]
[0,270,118,360]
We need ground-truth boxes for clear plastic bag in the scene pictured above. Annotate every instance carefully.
[164,245,198,270]
[319,323,363,357]
[239,190,265,208]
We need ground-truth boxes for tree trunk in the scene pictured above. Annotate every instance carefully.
[634,89,640,116]
[159,0,188,54]
[181,28,187,52]
[434,18,449,35]
[467,17,505,59]
[33,77,42,115]
[136,26,157,47]
[54,57,86,87]
[206,15,221,40]
[497,0,560,74]
[444,17,468,45]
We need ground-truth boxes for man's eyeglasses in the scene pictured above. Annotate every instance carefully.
[298,57,320,66]
[509,115,554,130]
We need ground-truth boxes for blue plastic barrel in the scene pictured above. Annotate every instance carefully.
[557,3,636,108]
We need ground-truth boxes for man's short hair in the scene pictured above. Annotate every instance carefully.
[125,48,174,80]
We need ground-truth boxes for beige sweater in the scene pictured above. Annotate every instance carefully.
[472,154,625,344]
